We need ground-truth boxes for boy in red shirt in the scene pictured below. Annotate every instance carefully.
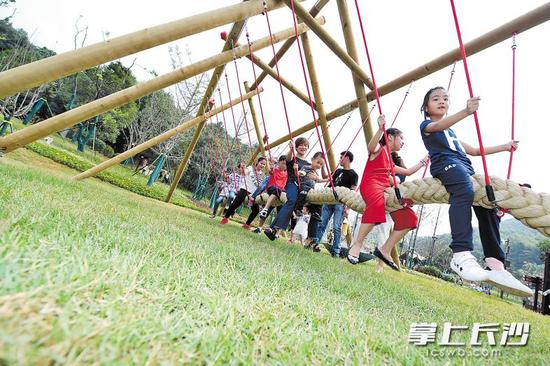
[258,155,288,219]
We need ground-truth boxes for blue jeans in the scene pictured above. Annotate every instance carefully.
[271,182,298,231]
[251,176,270,198]
[314,204,345,254]
[212,190,236,216]
[438,165,504,261]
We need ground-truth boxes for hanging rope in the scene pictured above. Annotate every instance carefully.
[288,0,337,193]
[389,81,414,128]
[245,27,273,163]
[304,118,335,159]
[263,1,300,189]
[449,0,495,204]
[220,80,249,193]
[447,60,457,91]
[353,0,401,202]
[230,42,260,187]
[507,33,517,180]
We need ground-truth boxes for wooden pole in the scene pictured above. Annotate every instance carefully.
[74,88,263,181]
[163,18,324,202]
[336,0,373,144]
[249,0,330,90]
[366,2,550,101]
[543,252,550,316]
[0,19,323,154]
[166,18,247,203]
[0,0,289,99]
[281,0,374,90]
[247,97,360,164]
[300,32,335,171]
[244,81,266,159]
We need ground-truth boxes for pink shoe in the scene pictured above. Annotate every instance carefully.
[220,218,229,225]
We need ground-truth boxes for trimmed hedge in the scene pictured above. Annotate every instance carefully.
[415,265,456,283]
[25,141,201,212]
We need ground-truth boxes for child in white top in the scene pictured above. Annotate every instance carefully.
[290,206,310,246]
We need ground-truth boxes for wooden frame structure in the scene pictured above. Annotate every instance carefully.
[0,0,549,204]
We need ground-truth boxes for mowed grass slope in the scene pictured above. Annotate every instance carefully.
[1,150,549,365]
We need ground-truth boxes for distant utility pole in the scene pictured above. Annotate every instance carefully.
[428,205,442,264]
[500,239,511,299]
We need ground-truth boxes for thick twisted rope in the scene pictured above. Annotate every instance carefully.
[255,175,550,237]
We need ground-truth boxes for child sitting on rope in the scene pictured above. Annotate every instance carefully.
[257,155,288,219]
[346,115,428,268]
[264,137,311,241]
[248,157,277,208]
[293,151,328,217]
[419,87,531,297]
[220,158,267,229]
[210,171,236,218]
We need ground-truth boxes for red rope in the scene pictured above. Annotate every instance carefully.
[214,91,232,173]
[222,76,248,193]
[288,0,336,190]
[449,0,492,189]
[263,1,300,189]
[230,47,260,187]
[325,103,376,188]
[353,0,399,192]
[245,29,272,163]
[507,34,517,180]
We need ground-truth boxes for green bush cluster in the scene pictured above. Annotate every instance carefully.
[25,142,196,211]
[415,265,456,283]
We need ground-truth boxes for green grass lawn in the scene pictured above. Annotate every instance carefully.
[1,149,550,365]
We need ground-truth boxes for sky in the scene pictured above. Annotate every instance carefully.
[2,0,550,236]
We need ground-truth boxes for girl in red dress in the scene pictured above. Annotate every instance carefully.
[347,115,428,268]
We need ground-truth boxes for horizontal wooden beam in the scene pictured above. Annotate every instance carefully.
[0,0,288,99]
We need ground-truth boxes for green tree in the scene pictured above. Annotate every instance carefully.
[537,239,550,261]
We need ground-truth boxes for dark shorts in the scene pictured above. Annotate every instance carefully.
[267,185,285,199]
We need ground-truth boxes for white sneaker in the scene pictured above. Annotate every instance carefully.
[450,253,489,282]
[485,270,534,298]
[259,209,268,219]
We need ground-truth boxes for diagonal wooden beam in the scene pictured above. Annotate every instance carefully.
[166,18,248,203]
[0,0,289,99]
[282,0,375,90]
[336,0,373,144]
[0,18,325,154]
[249,0,330,90]
[74,88,263,181]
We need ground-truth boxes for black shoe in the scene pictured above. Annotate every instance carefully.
[311,212,322,221]
[264,227,277,241]
[373,248,399,271]
[312,243,321,252]
[330,251,340,258]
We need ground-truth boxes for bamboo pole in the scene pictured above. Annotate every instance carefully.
[166,19,247,203]
[366,2,550,101]
[247,97,360,164]
[281,0,374,90]
[0,0,289,99]
[0,19,324,154]
[300,32,335,171]
[74,88,263,181]
[244,81,266,158]
[336,0,373,144]
[250,0,330,90]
